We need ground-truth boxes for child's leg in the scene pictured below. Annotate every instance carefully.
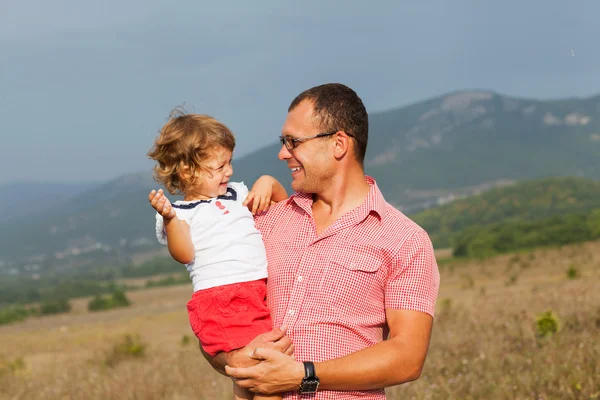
[233,382,252,400]
[232,382,282,400]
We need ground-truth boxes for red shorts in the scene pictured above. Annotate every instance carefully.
[186,279,272,356]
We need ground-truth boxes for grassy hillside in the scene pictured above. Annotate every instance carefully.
[1,240,598,399]
[411,177,600,247]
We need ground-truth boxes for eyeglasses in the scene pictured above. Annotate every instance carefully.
[279,131,353,150]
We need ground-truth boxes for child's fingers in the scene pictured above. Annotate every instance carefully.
[252,197,261,214]
[148,190,157,202]
[162,200,173,218]
[242,192,255,207]
[257,197,267,214]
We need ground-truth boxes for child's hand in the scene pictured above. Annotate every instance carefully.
[243,176,275,215]
[149,189,177,220]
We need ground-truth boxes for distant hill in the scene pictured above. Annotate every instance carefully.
[411,176,600,247]
[0,181,96,223]
[230,89,600,212]
[452,208,600,258]
[2,89,600,275]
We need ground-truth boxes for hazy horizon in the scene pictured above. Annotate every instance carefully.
[2,0,599,185]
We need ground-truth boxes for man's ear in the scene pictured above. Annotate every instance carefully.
[333,131,352,160]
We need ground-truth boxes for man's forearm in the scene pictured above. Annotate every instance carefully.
[314,336,428,391]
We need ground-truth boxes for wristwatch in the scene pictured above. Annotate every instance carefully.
[299,361,320,394]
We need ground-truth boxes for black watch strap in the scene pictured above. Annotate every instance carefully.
[304,361,316,379]
[299,361,319,394]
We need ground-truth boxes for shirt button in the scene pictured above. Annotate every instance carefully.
[288,309,295,315]
[297,276,303,282]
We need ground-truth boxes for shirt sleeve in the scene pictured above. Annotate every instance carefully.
[385,229,440,317]
[154,208,195,245]
[228,181,249,204]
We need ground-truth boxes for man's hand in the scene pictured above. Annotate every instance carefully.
[202,327,294,375]
[243,176,276,215]
[226,348,304,395]
[149,189,176,220]
[225,327,294,368]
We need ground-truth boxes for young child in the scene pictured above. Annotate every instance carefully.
[147,109,288,400]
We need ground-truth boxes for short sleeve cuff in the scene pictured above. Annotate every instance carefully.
[155,213,168,245]
[229,181,249,203]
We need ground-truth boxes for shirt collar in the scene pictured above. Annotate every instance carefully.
[286,175,387,222]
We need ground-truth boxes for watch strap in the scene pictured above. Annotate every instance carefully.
[303,361,316,379]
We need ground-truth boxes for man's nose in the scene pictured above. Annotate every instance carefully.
[278,144,291,160]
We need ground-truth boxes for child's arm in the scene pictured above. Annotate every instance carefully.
[242,175,289,215]
[149,189,195,264]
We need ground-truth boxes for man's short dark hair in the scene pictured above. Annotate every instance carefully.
[289,83,368,164]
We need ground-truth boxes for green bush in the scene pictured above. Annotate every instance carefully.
[39,298,71,315]
[0,356,26,376]
[536,310,560,338]
[88,290,131,312]
[566,265,579,280]
[180,334,191,346]
[0,305,35,325]
[105,334,146,367]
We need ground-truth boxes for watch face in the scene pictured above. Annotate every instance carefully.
[300,379,319,394]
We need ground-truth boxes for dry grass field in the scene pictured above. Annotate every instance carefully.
[1,242,599,400]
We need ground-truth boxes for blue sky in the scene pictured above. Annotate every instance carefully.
[1,0,598,184]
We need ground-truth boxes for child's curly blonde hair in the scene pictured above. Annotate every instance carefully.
[148,108,236,195]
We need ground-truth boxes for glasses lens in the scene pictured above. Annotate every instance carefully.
[284,136,295,149]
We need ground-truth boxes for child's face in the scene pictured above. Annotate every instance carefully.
[186,147,233,200]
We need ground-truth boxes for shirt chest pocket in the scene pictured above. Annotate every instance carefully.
[315,249,386,317]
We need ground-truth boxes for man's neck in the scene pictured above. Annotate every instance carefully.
[312,168,371,219]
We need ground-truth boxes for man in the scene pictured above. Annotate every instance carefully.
[206,83,440,399]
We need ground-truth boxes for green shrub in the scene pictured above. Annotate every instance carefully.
[88,290,131,312]
[39,298,71,315]
[0,356,26,376]
[105,334,146,367]
[536,310,560,338]
[505,274,519,286]
[0,305,34,325]
[441,298,452,313]
[566,265,579,280]
[180,334,191,346]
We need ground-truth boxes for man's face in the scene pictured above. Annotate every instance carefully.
[278,100,335,193]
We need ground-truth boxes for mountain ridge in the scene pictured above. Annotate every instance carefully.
[1,88,599,274]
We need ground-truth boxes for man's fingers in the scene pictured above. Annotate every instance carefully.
[263,328,286,342]
[250,347,281,361]
[271,332,292,353]
[231,378,254,391]
[284,344,294,356]
[225,365,255,380]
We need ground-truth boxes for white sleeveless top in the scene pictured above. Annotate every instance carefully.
[155,182,268,292]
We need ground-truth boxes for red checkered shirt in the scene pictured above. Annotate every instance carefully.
[254,177,440,400]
